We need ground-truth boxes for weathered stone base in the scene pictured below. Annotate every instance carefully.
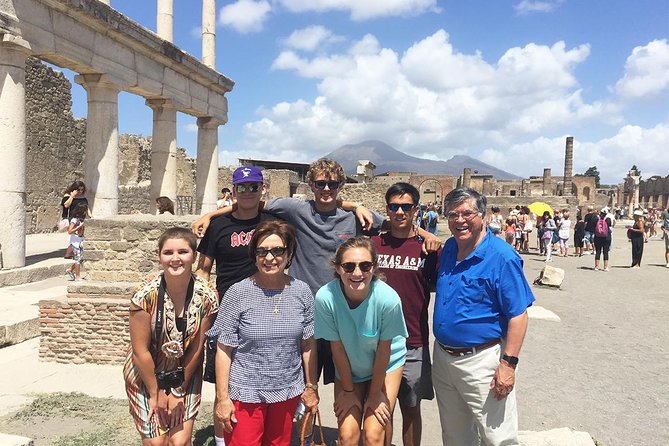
[0,318,39,347]
[39,282,135,364]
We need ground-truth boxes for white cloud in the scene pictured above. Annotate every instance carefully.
[479,122,669,184]
[281,25,344,52]
[183,123,199,133]
[190,26,202,39]
[277,0,440,21]
[514,0,564,15]
[219,0,271,34]
[238,30,643,180]
[615,39,669,100]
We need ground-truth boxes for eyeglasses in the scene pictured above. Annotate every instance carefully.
[235,183,261,193]
[339,261,375,273]
[255,246,287,257]
[387,203,415,212]
[313,180,341,190]
[446,210,480,220]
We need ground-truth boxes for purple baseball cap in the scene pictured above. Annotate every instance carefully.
[232,166,264,185]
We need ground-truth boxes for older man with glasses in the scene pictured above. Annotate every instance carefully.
[432,186,535,446]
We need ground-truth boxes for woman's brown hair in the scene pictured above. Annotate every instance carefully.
[248,220,297,267]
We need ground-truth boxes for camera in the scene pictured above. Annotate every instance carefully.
[156,367,184,391]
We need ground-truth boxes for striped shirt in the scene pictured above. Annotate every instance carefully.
[214,276,314,403]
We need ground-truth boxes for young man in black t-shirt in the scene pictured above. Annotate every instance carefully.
[195,166,273,446]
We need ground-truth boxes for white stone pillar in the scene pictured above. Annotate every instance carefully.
[147,99,178,202]
[202,0,216,69]
[157,0,174,43]
[75,74,120,218]
[196,117,221,214]
[0,37,30,268]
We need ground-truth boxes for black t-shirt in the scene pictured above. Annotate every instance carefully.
[61,196,89,220]
[197,212,275,298]
[584,212,597,232]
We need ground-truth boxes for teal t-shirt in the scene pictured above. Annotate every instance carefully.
[314,279,408,382]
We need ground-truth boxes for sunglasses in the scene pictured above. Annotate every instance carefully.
[255,246,287,257]
[235,183,261,193]
[339,261,375,273]
[388,203,415,212]
[313,180,341,190]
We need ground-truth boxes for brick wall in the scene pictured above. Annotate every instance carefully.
[39,216,195,364]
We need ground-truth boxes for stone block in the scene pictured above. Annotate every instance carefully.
[519,427,595,445]
[0,433,34,446]
[110,241,131,251]
[533,265,565,288]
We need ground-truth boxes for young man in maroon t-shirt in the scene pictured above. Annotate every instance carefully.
[371,182,440,446]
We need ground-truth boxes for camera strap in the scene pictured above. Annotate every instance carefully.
[155,275,195,358]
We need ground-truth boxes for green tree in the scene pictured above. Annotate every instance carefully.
[583,166,600,187]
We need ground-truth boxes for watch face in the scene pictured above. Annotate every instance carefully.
[503,354,519,365]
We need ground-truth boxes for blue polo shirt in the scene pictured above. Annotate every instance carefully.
[433,230,535,347]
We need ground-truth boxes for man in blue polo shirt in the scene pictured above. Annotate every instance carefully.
[432,187,534,445]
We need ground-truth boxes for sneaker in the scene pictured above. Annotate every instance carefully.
[65,270,75,281]
[603,268,610,272]
[666,263,669,268]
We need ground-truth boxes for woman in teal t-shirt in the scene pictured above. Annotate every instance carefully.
[315,236,408,446]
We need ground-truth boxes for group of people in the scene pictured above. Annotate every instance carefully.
[122,159,535,446]
[487,203,669,271]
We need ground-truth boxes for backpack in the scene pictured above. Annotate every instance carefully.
[595,216,609,238]
[428,213,437,228]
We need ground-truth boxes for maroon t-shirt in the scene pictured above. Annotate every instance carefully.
[372,233,440,347]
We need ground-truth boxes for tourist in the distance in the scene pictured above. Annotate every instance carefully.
[628,209,646,268]
[156,196,175,215]
[61,180,93,258]
[540,211,556,262]
[124,227,219,445]
[593,208,613,272]
[214,220,318,446]
[64,203,87,282]
[557,210,571,257]
[315,236,408,446]
[573,214,586,257]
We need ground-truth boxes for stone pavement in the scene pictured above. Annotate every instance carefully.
[5,226,668,445]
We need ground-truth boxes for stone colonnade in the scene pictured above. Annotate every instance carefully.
[0,0,226,268]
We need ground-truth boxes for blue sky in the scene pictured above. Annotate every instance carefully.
[63,0,669,184]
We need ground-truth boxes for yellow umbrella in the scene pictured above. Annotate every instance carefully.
[528,201,554,217]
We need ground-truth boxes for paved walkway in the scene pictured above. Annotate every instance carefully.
[1,227,667,445]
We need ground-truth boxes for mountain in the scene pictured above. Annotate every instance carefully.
[324,140,521,180]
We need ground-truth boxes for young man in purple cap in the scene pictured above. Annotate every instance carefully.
[195,166,274,446]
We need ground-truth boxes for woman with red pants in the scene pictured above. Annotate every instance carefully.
[214,220,319,446]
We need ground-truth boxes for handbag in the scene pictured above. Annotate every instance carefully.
[300,409,326,446]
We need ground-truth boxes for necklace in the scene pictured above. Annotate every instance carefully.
[272,293,283,315]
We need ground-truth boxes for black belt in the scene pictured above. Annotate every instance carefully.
[438,338,501,357]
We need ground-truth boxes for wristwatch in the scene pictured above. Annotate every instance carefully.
[305,383,319,391]
[502,354,519,368]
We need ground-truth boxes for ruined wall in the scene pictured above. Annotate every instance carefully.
[639,175,669,209]
[25,58,86,233]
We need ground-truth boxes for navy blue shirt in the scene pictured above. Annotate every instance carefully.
[433,230,535,347]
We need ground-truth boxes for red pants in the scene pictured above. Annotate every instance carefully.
[224,396,300,446]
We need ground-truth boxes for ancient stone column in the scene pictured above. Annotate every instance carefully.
[462,168,471,188]
[543,168,551,196]
[147,99,177,202]
[196,117,221,213]
[75,74,120,218]
[482,178,493,196]
[202,0,216,69]
[0,37,30,268]
[563,136,574,196]
[157,0,174,42]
